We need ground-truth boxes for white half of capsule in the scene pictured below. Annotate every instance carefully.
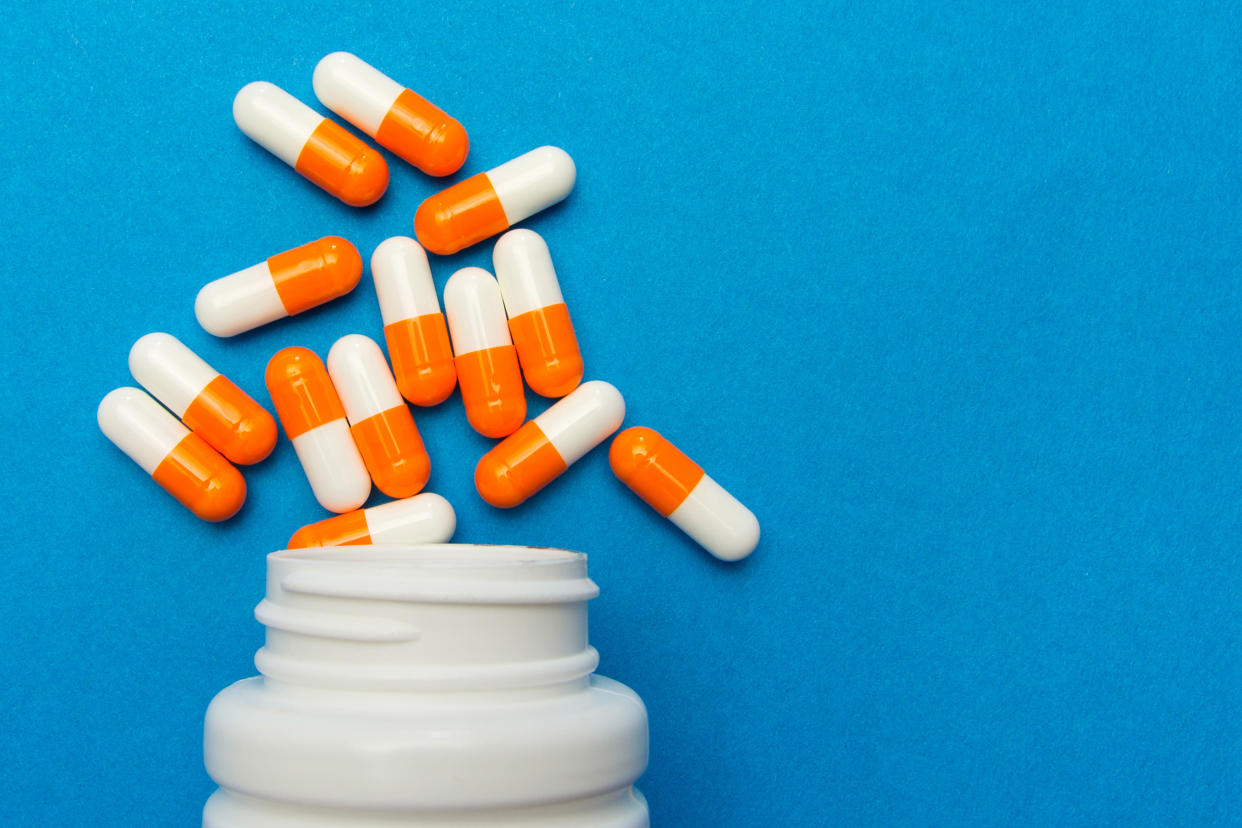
[233,81,323,167]
[493,229,566,318]
[443,267,512,356]
[535,381,625,464]
[98,387,188,474]
[128,333,219,418]
[669,476,760,562]
[312,52,404,135]
[326,334,405,424]
[487,146,576,226]
[291,420,371,513]
[364,493,457,543]
[195,261,287,337]
[371,237,442,326]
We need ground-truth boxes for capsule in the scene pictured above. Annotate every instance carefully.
[327,334,430,499]
[444,268,526,437]
[609,427,759,561]
[475,381,624,508]
[98,387,246,521]
[414,146,575,255]
[313,52,468,177]
[265,347,370,513]
[371,237,456,406]
[196,237,362,337]
[128,333,276,466]
[233,81,389,206]
[493,229,583,397]
[287,492,456,548]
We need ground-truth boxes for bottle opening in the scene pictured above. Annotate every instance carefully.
[273,543,584,569]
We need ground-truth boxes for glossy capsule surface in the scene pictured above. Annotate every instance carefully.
[98,387,246,521]
[475,381,624,508]
[493,229,583,397]
[327,334,430,499]
[609,427,759,561]
[129,333,276,465]
[444,267,526,437]
[313,52,468,177]
[371,237,456,406]
[414,146,575,255]
[234,81,389,206]
[287,492,456,548]
[266,347,370,513]
[196,237,362,337]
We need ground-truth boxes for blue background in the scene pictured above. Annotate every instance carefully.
[1,2,1238,825]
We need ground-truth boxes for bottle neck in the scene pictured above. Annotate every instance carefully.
[253,545,601,694]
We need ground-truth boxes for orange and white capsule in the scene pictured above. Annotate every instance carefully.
[475,381,625,508]
[414,146,575,255]
[233,81,389,206]
[98,387,246,522]
[128,333,276,465]
[327,334,430,499]
[266,347,370,513]
[371,237,456,406]
[609,427,759,561]
[313,52,468,177]
[196,237,362,338]
[287,492,456,548]
[444,267,526,437]
[493,229,583,398]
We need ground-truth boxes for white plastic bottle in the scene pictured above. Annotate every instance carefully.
[202,544,649,827]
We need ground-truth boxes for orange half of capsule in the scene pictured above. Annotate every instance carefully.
[268,236,363,316]
[414,173,510,256]
[474,421,568,508]
[265,349,346,440]
[288,509,371,548]
[375,89,469,177]
[609,427,705,516]
[151,433,247,522]
[454,345,526,438]
[508,302,583,398]
[181,375,278,466]
[294,120,389,207]
[350,407,430,499]
[384,314,457,407]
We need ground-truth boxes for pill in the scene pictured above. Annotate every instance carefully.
[414,146,575,255]
[286,492,456,548]
[609,427,759,561]
[233,81,389,206]
[371,237,456,406]
[266,347,370,513]
[98,387,246,521]
[128,333,277,466]
[195,237,362,338]
[444,267,526,437]
[493,229,583,398]
[475,381,624,508]
[313,52,468,177]
[327,334,430,499]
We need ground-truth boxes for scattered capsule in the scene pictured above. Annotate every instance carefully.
[414,146,575,255]
[609,427,759,561]
[196,237,362,338]
[444,268,526,437]
[476,381,625,508]
[128,333,276,465]
[266,347,370,513]
[98,387,246,521]
[313,52,468,177]
[371,237,456,406]
[327,334,430,499]
[233,81,389,206]
[287,492,456,548]
[493,229,583,398]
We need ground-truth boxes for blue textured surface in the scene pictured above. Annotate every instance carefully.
[1,2,1239,825]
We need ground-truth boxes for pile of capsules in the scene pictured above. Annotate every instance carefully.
[97,52,759,561]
